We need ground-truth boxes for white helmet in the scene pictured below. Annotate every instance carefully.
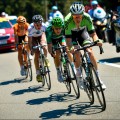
[70,2,85,15]
[93,8,106,19]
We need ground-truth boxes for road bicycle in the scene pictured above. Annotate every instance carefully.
[74,40,106,110]
[33,43,51,90]
[17,41,32,81]
[52,44,80,99]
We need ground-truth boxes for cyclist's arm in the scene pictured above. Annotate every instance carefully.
[25,23,30,36]
[64,13,74,50]
[13,24,18,44]
[45,27,53,54]
[28,36,32,51]
[85,14,100,42]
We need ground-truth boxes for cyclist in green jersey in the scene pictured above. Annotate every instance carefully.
[64,2,106,90]
[46,17,75,82]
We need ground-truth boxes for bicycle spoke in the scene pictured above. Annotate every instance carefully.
[61,65,71,94]
[68,62,80,99]
[81,65,94,104]
[40,56,51,90]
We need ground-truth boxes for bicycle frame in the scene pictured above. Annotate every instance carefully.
[52,43,80,98]
[17,40,32,81]
[33,43,51,90]
[74,40,106,110]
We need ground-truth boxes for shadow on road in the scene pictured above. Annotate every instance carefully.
[39,102,103,119]
[11,84,48,96]
[26,92,77,106]
[0,77,30,86]
[99,57,120,63]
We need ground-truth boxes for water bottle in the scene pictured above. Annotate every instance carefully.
[62,57,66,73]
[62,57,66,66]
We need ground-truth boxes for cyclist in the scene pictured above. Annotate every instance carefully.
[64,2,106,90]
[46,17,75,83]
[28,15,50,82]
[13,16,30,76]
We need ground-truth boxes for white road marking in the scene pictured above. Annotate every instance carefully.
[98,61,120,68]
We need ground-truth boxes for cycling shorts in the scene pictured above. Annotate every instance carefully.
[71,27,92,46]
[32,33,47,52]
[51,37,66,48]
[18,35,27,44]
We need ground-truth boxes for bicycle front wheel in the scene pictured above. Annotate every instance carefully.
[90,67,106,111]
[43,65,51,90]
[67,61,80,99]
[41,56,51,90]
[81,65,94,105]
[61,64,71,94]
[25,53,32,81]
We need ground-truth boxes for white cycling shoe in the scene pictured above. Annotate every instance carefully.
[100,80,106,90]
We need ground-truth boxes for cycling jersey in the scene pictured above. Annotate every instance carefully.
[28,23,46,37]
[13,23,29,36]
[45,25,65,45]
[65,12,95,37]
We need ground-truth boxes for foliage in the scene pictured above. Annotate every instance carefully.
[0,0,114,23]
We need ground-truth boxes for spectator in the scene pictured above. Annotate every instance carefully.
[88,0,101,18]
[48,6,64,22]
[85,0,93,13]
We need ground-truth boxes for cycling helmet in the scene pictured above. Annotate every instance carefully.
[32,15,43,23]
[17,16,26,23]
[91,0,98,6]
[51,17,63,27]
[93,7,106,19]
[70,2,85,15]
[52,6,58,10]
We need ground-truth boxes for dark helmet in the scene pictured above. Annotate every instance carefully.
[32,15,43,23]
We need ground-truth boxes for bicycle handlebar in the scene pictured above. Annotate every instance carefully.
[75,40,104,54]
[16,41,28,45]
[52,45,67,51]
[32,44,47,49]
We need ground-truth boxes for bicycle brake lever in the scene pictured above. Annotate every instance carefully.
[99,46,104,54]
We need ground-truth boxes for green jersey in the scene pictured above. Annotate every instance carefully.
[65,12,95,36]
[45,25,65,44]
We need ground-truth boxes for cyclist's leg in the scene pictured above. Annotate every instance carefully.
[54,49,64,82]
[34,50,42,82]
[18,45,23,67]
[17,36,26,76]
[40,32,50,66]
[87,48,106,89]
[24,35,33,60]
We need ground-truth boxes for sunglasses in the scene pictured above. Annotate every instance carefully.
[34,22,42,27]
[72,14,83,19]
[18,22,25,25]
[53,27,62,30]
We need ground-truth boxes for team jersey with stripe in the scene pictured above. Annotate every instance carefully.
[45,25,65,44]
[28,23,46,37]
[64,12,95,36]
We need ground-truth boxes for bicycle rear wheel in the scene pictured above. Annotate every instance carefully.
[90,67,106,111]
[81,65,94,105]
[67,61,80,99]
[61,65,71,94]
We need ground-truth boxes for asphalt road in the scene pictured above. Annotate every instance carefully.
[0,43,120,119]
